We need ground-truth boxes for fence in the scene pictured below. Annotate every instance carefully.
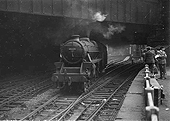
[144,64,160,121]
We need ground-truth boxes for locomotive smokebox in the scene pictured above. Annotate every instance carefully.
[60,35,102,65]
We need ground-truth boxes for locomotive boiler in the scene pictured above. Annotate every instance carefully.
[51,35,107,92]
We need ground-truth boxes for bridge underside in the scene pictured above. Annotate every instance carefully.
[0,0,160,25]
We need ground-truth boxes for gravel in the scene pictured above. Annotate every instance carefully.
[6,89,57,119]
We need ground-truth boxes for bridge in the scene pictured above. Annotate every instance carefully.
[0,0,160,24]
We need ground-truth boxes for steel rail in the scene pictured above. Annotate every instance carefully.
[49,64,138,121]
[46,64,129,121]
[88,64,128,90]
[0,79,53,119]
[20,90,84,120]
[18,63,139,121]
[19,94,60,121]
[0,75,48,95]
[0,78,51,108]
[86,70,138,121]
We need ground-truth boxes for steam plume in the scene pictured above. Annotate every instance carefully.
[92,11,107,22]
[103,24,126,39]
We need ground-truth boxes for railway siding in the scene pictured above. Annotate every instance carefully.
[0,73,54,120]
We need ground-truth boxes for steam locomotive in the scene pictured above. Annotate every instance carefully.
[51,35,107,92]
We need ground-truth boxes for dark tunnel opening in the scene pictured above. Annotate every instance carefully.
[0,11,61,77]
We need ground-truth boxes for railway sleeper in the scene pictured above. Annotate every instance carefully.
[102,108,116,112]
[82,100,92,104]
[54,102,71,105]
[0,108,10,111]
[0,96,10,99]
[93,92,112,95]
[86,98,103,101]
[45,109,56,112]
[39,111,51,117]
[92,94,111,97]
[3,105,16,108]
[90,97,107,100]
[99,88,117,92]
[56,99,75,102]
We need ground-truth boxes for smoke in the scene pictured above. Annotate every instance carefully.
[59,0,108,38]
[91,11,107,22]
[51,0,126,41]
[85,11,107,37]
[103,24,126,39]
[87,11,125,39]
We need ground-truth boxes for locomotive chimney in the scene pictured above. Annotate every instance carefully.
[70,35,80,41]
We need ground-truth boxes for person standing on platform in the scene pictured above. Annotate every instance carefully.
[156,47,167,79]
[144,46,156,75]
[141,49,147,63]
[155,48,160,69]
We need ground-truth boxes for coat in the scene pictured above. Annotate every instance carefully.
[144,50,155,64]
[157,50,167,64]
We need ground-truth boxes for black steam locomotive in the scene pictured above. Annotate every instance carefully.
[51,35,107,92]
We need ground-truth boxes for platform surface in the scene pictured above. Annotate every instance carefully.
[115,68,146,121]
[115,66,170,121]
[157,67,170,121]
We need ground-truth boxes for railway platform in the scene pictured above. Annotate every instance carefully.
[158,67,170,120]
[115,66,170,121]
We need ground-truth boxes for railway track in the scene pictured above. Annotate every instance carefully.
[50,64,142,121]
[0,70,53,91]
[0,75,46,96]
[20,95,80,120]
[0,68,54,89]
[0,75,31,90]
[18,63,143,121]
[0,72,54,119]
[87,70,138,121]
